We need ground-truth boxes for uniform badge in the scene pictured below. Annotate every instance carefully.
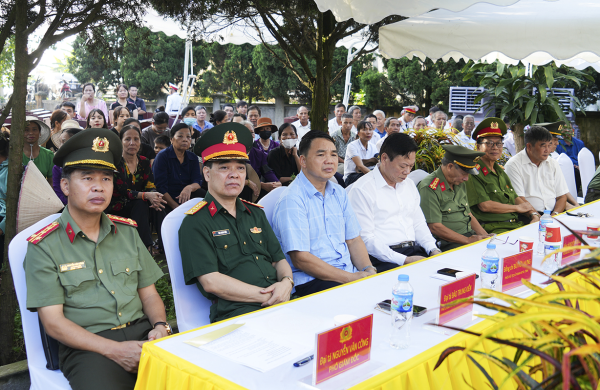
[440,182,446,191]
[212,229,230,236]
[482,166,489,176]
[429,178,439,190]
[27,221,59,244]
[250,227,262,234]
[208,201,218,217]
[59,261,86,272]
[223,131,238,145]
[185,200,207,215]
[91,137,110,153]
[491,122,499,129]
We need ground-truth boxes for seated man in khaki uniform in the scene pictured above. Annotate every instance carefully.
[179,123,294,323]
[24,129,169,390]
[417,145,493,251]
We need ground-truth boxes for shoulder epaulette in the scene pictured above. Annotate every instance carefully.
[240,199,264,208]
[185,200,207,215]
[107,214,138,227]
[429,177,439,190]
[27,221,60,244]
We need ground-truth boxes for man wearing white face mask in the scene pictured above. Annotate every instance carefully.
[268,123,301,186]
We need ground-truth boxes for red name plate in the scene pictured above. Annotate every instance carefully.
[562,234,582,265]
[437,274,476,325]
[501,250,533,292]
[314,314,373,385]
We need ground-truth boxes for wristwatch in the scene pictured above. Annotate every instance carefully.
[281,276,294,287]
[551,211,559,216]
[153,321,172,335]
[530,212,540,217]
[362,265,377,273]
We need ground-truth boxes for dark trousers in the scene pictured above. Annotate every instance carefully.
[344,172,364,186]
[438,231,474,252]
[58,317,152,390]
[112,199,152,248]
[294,279,342,297]
[369,245,429,272]
[585,188,600,204]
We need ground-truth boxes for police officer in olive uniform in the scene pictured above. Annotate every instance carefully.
[179,123,294,323]
[466,118,538,234]
[24,129,169,390]
[417,145,493,251]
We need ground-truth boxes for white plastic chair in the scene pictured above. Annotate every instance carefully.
[557,153,578,202]
[162,198,212,332]
[257,186,287,227]
[407,169,429,185]
[8,213,71,390]
[578,147,595,200]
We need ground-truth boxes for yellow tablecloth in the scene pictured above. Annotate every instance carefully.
[135,269,599,390]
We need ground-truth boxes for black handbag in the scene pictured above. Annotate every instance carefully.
[38,317,60,370]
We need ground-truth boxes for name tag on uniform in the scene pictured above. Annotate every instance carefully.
[60,261,86,272]
[212,229,230,237]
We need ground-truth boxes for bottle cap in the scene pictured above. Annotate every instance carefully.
[544,210,551,214]
[486,243,496,249]
[397,274,409,282]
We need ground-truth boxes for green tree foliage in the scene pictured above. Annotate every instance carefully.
[359,68,396,109]
[385,57,470,110]
[0,35,14,87]
[67,27,123,92]
[252,43,307,102]
[122,28,207,100]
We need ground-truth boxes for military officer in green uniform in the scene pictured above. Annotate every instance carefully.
[417,145,493,251]
[466,118,539,234]
[179,123,294,323]
[24,129,170,390]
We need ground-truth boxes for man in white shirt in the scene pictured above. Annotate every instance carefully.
[504,125,568,215]
[503,129,516,156]
[373,110,386,139]
[375,117,401,151]
[328,103,345,135]
[165,83,182,115]
[399,106,417,131]
[348,105,361,131]
[365,114,381,146]
[349,133,441,271]
[425,106,440,127]
[293,106,311,141]
[456,114,476,149]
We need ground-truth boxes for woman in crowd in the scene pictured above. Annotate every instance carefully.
[46,109,70,151]
[123,118,156,163]
[252,117,279,158]
[343,120,377,186]
[152,123,204,212]
[107,124,166,250]
[109,83,138,120]
[109,106,131,136]
[179,105,201,147]
[52,127,83,204]
[267,123,300,186]
[86,108,109,129]
[78,83,109,121]
[209,110,227,127]
[22,116,53,184]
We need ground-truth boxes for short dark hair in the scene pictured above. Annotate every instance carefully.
[63,128,82,140]
[236,100,247,108]
[278,123,297,139]
[248,105,261,115]
[341,113,353,120]
[153,111,170,125]
[298,130,335,157]
[113,106,130,122]
[357,120,371,133]
[155,135,171,147]
[123,118,141,128]
[119,124,142,139]
[335,103,346,110]
[366,114,377,120]
[210,110,227,125]
[61,166,76,180]
[170,123,191,138]
[233,113,247,120]
[525,126,552,147]
[223,103,234,110]
[380,132,419,162]
[116,83,128,92]
[60,101,76,110]
[82,83,95,92]
[129,85,137,89]
[181,106,195,117]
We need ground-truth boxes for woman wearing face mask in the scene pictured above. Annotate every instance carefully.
[252,117,280,157]
[180,106,200,147]
[267,123,300,186]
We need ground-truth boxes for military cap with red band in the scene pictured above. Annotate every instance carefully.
[471,117,507,141]
[403,106,417,114]
[194,123,253,163]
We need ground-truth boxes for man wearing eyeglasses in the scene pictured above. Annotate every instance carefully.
[466,118,538,234]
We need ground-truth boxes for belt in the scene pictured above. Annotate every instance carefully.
[390,241,415,250]
[483,218,517,225]
[110,317,144,330]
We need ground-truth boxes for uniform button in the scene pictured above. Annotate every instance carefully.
[111,290,115,294]
[81,235,85,238]
[256,256,259,260]
[244,242,246,245]
[448,208,451,212]
[266,276,269,279]
[99,269,103,274]
[259,240,262,244]
[224,245,228,249]
[494,190,497,193]
[223,210,227,214]
[118,312,122,316]
[125,268,130,272]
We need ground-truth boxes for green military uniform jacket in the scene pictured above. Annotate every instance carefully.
[179,192,286,323]
[585,166,600,203]
[24,207,164,334]
[465,162,524,234]
[417,167,473,236]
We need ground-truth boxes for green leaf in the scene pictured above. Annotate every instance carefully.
[545,66,554,89]
[539,84,547,102]
[496,61,505,76]
[525,97,536,119]
[549,98,566,119]
[509,66,518,78]
[514,88,529,100]
[462,73,474,82]
[530,107,538,125]
[564,74,581,87]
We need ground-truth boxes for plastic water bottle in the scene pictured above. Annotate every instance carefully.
[391,274,413,349]
[537,210,553,254]
[480,243,500,290]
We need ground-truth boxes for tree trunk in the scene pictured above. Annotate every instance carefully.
[0,0,27,365]
[310,11,335,133]
[513,122,525,153]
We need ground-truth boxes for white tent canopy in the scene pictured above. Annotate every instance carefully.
[378,0,600,67]
[312,0,555,24]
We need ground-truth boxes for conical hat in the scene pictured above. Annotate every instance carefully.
[17,162,64,233]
